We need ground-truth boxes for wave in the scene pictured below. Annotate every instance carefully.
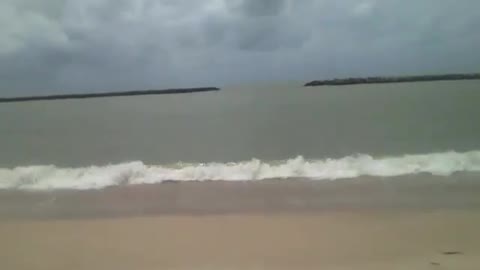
[1,151,480,190]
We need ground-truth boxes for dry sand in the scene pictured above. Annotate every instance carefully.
[1,176,480,269]
[2,211,480,270]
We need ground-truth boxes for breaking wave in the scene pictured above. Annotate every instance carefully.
[1,151,480,190]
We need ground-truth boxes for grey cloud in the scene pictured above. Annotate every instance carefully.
[7,0,66,21]
[1,0,480,95]
[228,0,287,17]
[203,1,312,51]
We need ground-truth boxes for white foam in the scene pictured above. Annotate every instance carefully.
[1,151,480,190]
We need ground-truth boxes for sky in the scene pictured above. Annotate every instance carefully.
[1,0,480,95]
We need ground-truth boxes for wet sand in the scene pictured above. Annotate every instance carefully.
[1,175,480,269]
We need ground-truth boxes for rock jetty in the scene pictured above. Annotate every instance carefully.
[0,87,220,103]
[304,73,480,87]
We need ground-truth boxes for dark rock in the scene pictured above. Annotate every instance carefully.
[0,87,221,103]
[304,73,480,87]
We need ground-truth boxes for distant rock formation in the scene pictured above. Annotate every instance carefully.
[304,73,480,87]
[0,87,220,103]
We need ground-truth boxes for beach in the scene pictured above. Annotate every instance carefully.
[2,175,480,269]
[2,0,480,268]
[1,80,480,269]
[3,210,480,270]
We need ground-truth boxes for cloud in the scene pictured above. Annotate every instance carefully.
[0,0,67,55]
[227,0,287,17]
[1,0,479,95]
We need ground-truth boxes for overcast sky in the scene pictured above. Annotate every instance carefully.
[1,0,480,95]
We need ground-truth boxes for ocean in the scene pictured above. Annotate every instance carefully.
[1,80,480,190]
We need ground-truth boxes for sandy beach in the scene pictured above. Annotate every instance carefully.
[1,175,480,269]
[2,0,480,267]
[1,210,480,270]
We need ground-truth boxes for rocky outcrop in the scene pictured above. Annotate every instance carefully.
[304,73,480,87]
[0,87,220,103]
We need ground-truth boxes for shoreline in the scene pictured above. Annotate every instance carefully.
[2,174,480,220]
[2,176,480,269]
[304,73,480,86]
[0,87,220,103]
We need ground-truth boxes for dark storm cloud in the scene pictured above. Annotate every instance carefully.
[1,0,480,95]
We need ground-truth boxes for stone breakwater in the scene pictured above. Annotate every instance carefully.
[0,87,220,103]
[304,73,480,86]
